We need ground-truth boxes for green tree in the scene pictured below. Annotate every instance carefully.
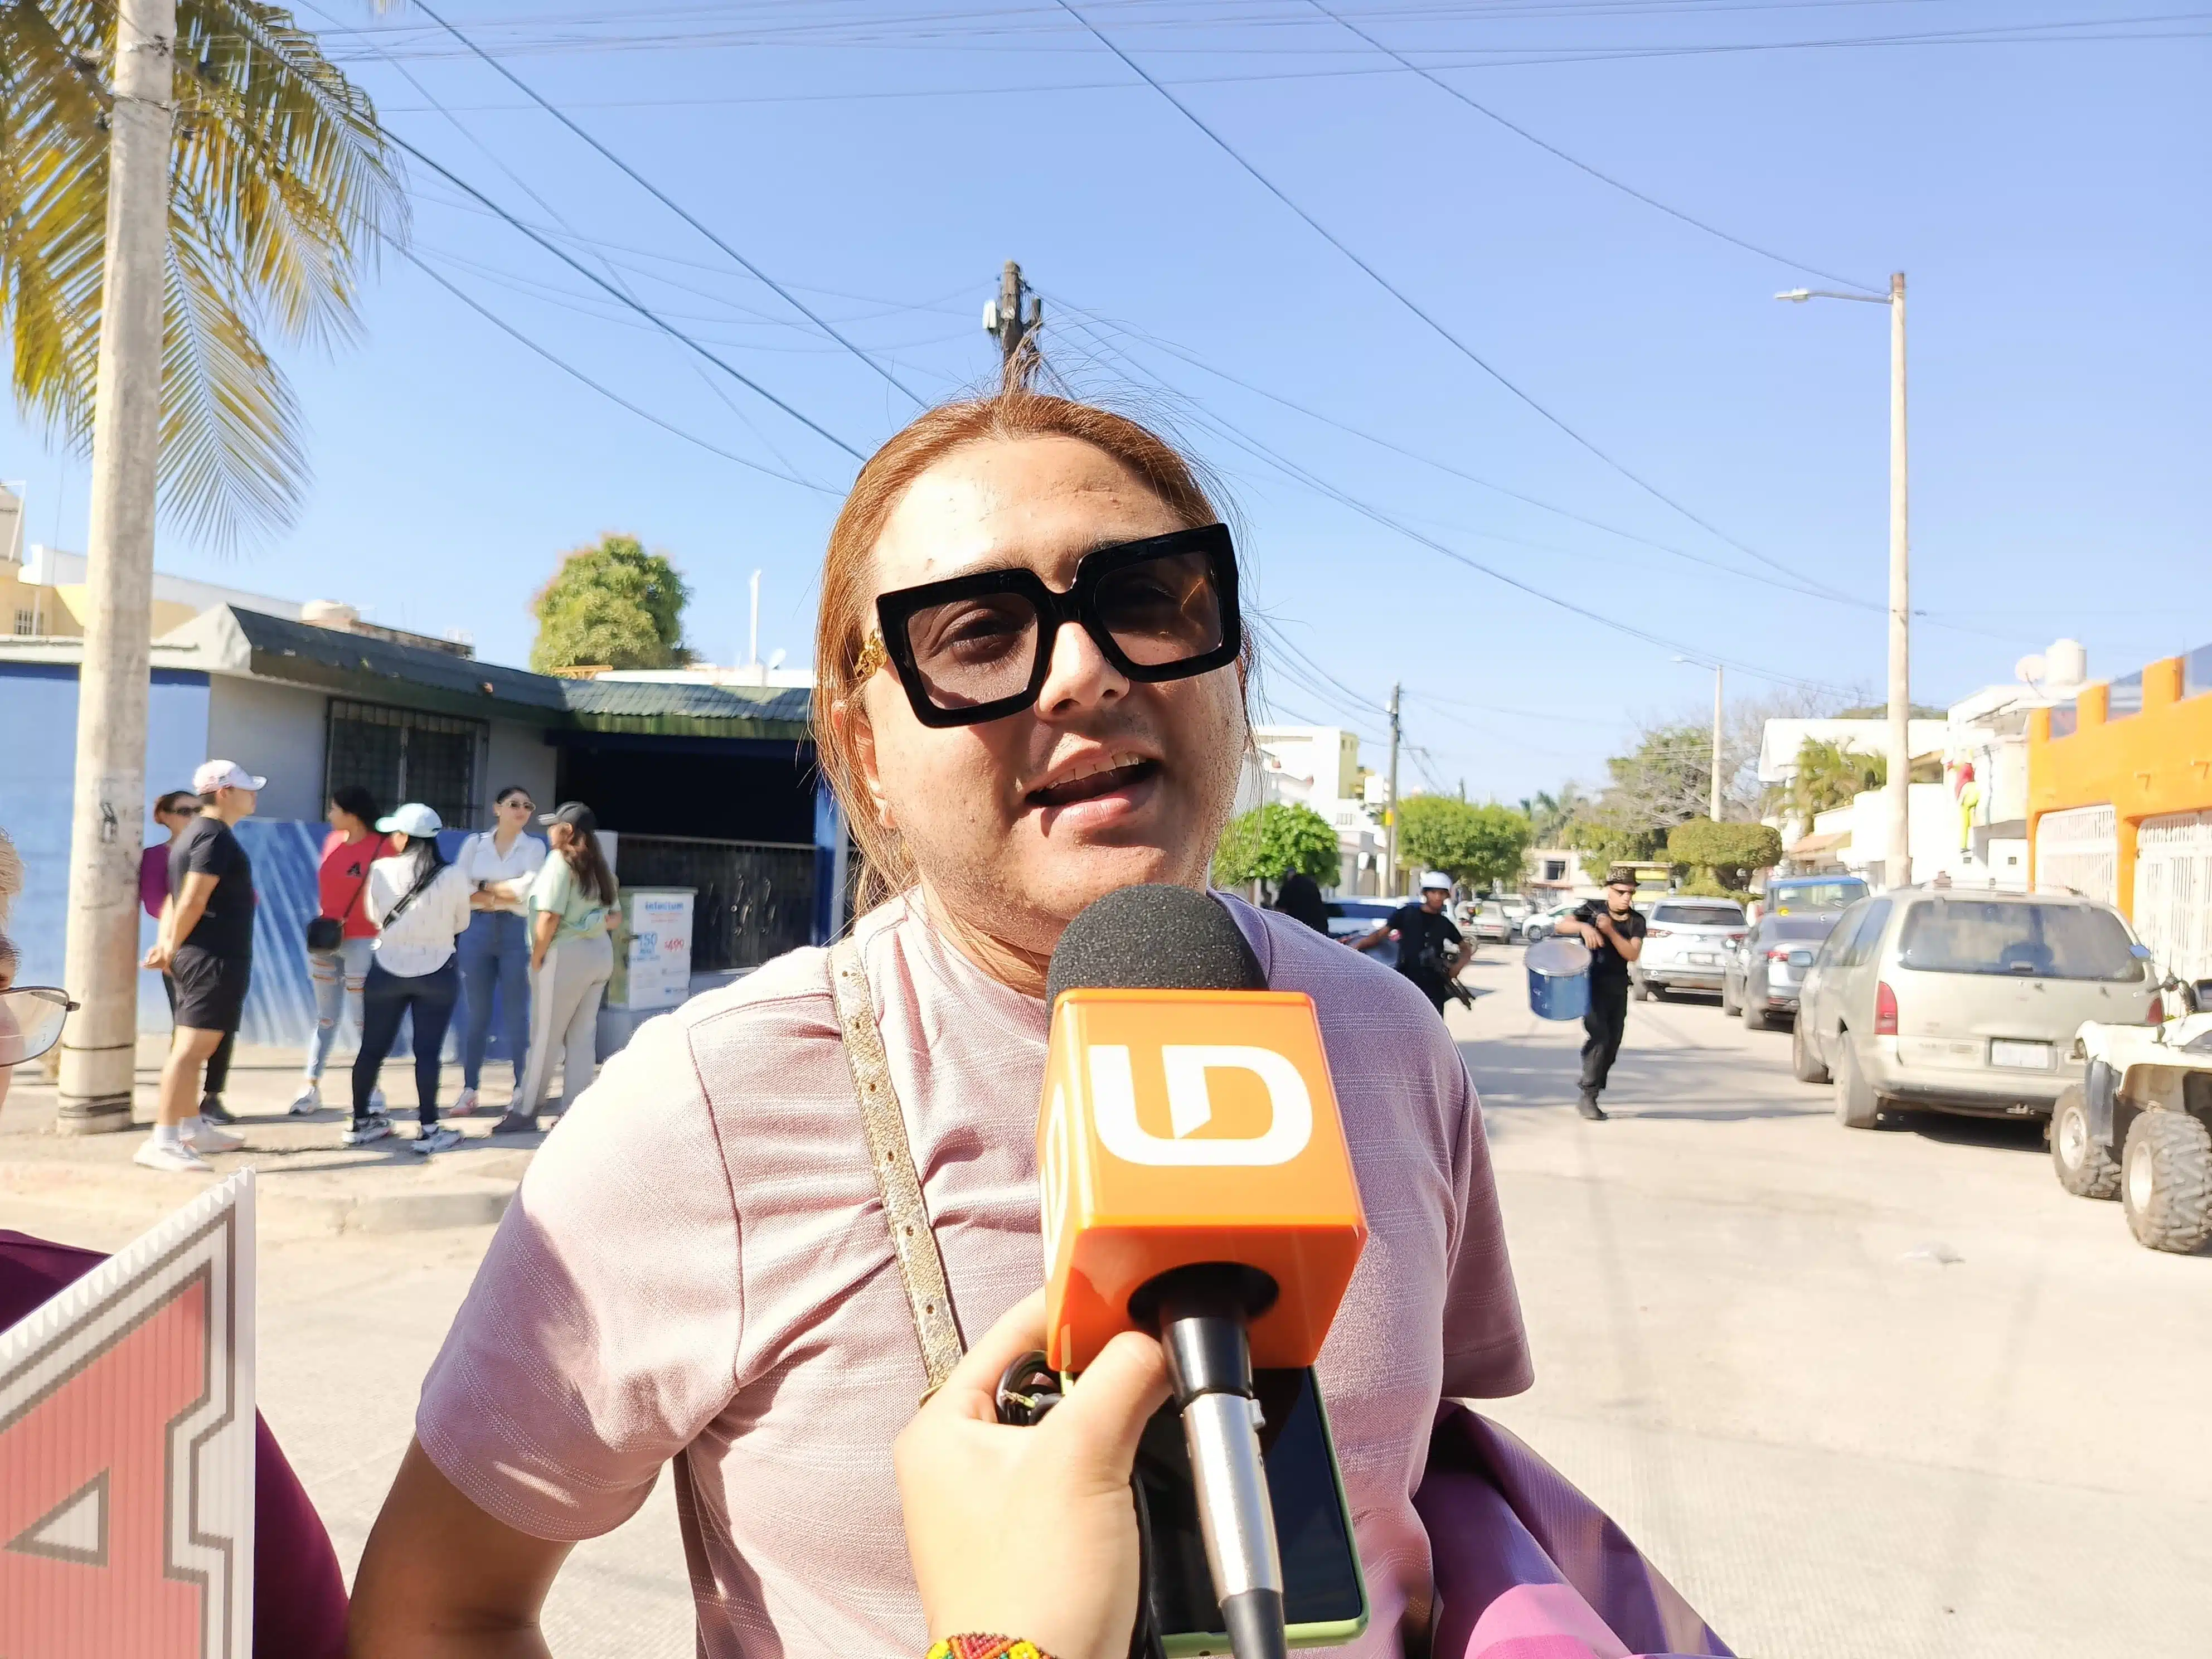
[1666,817,1784,899]
[2,1,402,544]
[1212,803,1341,889]
[1397,795,1534,892]
[531,533,693,671]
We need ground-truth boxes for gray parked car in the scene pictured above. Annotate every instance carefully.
[1721,913,1842,1031]
[1631,898,1748,1000]
[1792,889,2158,1129]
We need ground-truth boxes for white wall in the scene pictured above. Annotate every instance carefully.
[205,676,328,822]
[484,720,559,817]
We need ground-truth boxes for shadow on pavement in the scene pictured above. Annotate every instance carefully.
[1888,1110,2046,1155]
[1456,1033,1830,1120]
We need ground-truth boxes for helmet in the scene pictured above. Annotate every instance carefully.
[1419,871,1452,892]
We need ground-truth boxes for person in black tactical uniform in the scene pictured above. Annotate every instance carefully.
[1564,873,1648,1120]
[1353,870,1472,1016]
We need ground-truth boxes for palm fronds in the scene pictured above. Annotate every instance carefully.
[1,0,404,547]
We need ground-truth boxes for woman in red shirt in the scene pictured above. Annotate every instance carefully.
[290,785,386,1114]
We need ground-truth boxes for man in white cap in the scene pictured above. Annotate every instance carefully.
[1352,870,1472,1016]
[138,760,263,1171]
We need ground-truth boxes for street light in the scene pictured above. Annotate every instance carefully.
[1672,656,1724,822]
[1778,272,1911,891]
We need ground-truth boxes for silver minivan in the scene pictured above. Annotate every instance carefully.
[1793,889,2160,1128]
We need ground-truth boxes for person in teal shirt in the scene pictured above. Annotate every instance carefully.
[496,802,617,1136]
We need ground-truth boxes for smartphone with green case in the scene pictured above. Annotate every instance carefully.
[1135,1366,1369,1655]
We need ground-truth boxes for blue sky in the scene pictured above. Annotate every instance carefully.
[5,0,2205,803]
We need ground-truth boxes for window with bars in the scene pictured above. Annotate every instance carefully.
[324,699,486,830]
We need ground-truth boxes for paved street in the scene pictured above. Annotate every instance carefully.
[6,947,2208,1657]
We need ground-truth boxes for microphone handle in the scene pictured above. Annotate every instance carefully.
[1156,1279,1288,1659]
[1177,1389,1287,1659]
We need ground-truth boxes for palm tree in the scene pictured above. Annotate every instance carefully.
[2,0,403,544]
[1792,738,1885,823]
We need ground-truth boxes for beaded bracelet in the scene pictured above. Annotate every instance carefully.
[926,1636,1054,1659]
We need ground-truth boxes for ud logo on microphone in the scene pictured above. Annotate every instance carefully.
[1037,986,1365,1373]
[1092,1043,1314,1166]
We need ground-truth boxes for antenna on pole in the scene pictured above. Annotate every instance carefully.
[982,260,1044,390]
[748,569,761,675]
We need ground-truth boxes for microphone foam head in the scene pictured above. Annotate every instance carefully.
[1047,884,1265,1007]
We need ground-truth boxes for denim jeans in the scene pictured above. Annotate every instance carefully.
[354,958,460,1126]
[304,935,373,1080]
[458,910,531,1090]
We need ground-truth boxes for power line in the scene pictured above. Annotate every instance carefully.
[407,0,931,408]
[1301,0,1884,293]
[377,124,869,459]
[401,249,838,493]
[1047,0,1861,600]
[1066,319,1856,696]
[1050,297,1867,608]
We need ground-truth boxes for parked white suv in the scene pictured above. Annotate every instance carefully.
[1631,899,1748,1001]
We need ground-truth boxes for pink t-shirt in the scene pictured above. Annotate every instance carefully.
[416,892,1530,1656]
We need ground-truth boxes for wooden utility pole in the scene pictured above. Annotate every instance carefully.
[57,0,176,1133]
[983,260,1042,388]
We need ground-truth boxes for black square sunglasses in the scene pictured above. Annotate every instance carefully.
[869,522,1241,729]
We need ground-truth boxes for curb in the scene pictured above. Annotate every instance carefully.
[0,1159,518,1236]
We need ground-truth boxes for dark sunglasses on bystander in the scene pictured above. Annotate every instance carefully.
[866,522,1241,729]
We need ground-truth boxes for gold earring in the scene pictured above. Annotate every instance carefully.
[853,633,888,680]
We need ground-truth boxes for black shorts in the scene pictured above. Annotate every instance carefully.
[171,947,251,1035]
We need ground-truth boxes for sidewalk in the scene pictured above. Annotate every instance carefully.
[1,1035,543,1237]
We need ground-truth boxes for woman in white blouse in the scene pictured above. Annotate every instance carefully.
[449,786,546,1118]
[348,803,476,1155]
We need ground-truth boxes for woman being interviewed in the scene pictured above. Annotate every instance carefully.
[351,393,1530,1657]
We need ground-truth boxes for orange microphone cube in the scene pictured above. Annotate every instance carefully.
[1037,988,1369,1373]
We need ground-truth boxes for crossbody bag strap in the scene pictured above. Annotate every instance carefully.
[827,936,965,1398]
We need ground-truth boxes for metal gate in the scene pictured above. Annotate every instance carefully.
[2135,811,2212,984]
[2035,803,2117,904]
[612,835,817,971]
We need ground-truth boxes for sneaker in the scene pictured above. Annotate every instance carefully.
[488,1113,537,1137]
[340,1116,393,1148]
[198,1097,237,1125]
[289,1080,322,1115]
[134,1139,212,1173]
[1575,1092,1609,1122]
[449,1086,481,1119]
[182,1116,245,1154]
[413,1126,463,1156]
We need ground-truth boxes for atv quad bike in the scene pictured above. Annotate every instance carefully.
[2054,1007,2212,1253]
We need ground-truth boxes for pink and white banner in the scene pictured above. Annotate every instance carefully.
[0,1172,256,1658]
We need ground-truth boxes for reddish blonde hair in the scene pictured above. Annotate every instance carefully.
[813,390,1241,899]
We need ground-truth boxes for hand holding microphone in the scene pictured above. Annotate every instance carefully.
[895,1291,1170,1659]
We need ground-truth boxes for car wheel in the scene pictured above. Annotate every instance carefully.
[1791,1014,1828,1083]
[1743,996,1770,1034]
[1719,974,1739,1017]
[2121,1110,2212,1253]
[1833,1038,1881,1129]
[2050,1085,2121,1200]
[1634,972,1656,1002]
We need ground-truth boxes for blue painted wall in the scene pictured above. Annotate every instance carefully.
[0,664,212,1022]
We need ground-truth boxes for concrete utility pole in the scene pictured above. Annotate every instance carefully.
[57,0,176,1134]
[1385,682,1401,895]
[1885,271,1911,892]
[982,260,1042,388]
[1777,270,1912,889]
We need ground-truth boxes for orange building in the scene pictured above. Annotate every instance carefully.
[2027,646,2212,982]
